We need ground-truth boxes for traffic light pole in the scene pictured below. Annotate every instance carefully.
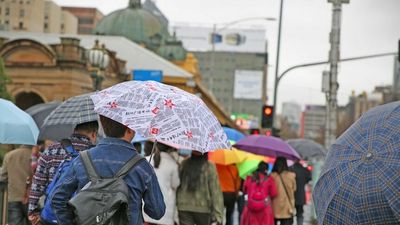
[270,52,396,135]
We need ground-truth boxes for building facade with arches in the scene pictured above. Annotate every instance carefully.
[0,36,127,110]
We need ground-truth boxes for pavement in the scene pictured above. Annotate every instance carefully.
[231,202,315,225]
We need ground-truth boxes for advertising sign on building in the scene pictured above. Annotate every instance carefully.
[233,70,263,99]
[133,70,163,82]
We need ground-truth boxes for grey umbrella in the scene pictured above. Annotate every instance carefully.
[286,139,327,160]
[40,93,98,141]
[26,101,61,131]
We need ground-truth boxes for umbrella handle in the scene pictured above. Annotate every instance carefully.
[148,139,158,164]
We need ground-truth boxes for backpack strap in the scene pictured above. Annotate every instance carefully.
[80,151,100,181]
[115,154,144,178]
[60,139,78,157]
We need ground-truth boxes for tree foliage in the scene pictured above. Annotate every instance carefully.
[0,57,12,101]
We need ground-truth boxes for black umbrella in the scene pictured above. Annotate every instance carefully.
[26,101,61,140]
[286,139,327,160]
[40,93,98,141]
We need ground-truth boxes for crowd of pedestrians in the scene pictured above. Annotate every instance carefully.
[0,120,311,225]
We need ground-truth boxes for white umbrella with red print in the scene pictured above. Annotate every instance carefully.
[90,80,231,153]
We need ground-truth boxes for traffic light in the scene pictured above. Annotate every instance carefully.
[249,128,260,135]
[261,105,274,128]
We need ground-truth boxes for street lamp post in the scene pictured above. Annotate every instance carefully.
[88,40,110,91]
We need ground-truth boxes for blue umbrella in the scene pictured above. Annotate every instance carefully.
[0,98,39,145]
[132,133,147,143]
[223,127,245,142]
[313,101,400,225]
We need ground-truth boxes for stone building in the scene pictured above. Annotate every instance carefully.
[0,34,127,109]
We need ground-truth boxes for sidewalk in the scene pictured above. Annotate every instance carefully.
[232,202,315,225]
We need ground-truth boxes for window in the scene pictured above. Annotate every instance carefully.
[18,22,23,29]
[44,23,48,29]
[5,8,9,16]
[78,18,94,25]
[19,9,24,17]
[5,20,8,25]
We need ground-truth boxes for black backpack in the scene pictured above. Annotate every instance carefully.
[68,151,144,225]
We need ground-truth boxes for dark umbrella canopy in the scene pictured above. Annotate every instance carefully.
[233,135,301,160]
[26,101,61,131]
[40,93,98,141]
[286,139,327,160]
[313,101,400,225]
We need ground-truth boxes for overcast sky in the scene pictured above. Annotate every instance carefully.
[55,0,400,111]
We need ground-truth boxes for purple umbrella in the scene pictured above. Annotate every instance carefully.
[233,135,301,160]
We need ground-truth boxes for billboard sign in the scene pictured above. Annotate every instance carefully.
[233,70,263,99]
[133,70,163,82]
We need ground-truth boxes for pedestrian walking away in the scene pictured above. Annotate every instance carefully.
[271,157,296,225]
[215,164,241,225]
[241,162,277,225]
[50,115,165,225]
[143,141,180,225]
[28,121,98,225]
[290,160,311,225]
[177,151,224,225]
[0,145,32,225]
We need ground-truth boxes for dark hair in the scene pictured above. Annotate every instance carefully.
[74,121,99,133]
[144,141,175,168]
[252,162,269,184]
[144,141,154,157]
[133,142,142,154]
[99,115,128,138]
[272,156,289,174]
[180,152,208,192]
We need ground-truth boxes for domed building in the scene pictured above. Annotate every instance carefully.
[94,0,169,52]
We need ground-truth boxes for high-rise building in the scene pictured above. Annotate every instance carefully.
[174,23,267,121]
[62,7,103,34]
[0,0,77,34]
[281,102,302,134]
[301,105,326,140]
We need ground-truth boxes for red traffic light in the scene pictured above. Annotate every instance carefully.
[264,107,273,116]
[265,130,272,136]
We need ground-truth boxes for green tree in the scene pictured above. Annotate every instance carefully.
[0,57,12,101]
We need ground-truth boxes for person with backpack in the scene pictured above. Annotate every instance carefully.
[271,157,296,225]
[50,115,166,225]
[177,151,223,225]
[143,141,180,225]
[28,121,99,225]
[241,162,278,225]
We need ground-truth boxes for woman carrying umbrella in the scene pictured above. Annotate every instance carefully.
[176,151,224,225]
[271,157,296,225]
[143,142,180,225]
[241,162,277,225]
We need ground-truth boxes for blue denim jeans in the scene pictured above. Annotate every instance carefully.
[8,201,29,225]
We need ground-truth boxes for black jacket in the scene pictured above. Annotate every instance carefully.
[291,162,311,205]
